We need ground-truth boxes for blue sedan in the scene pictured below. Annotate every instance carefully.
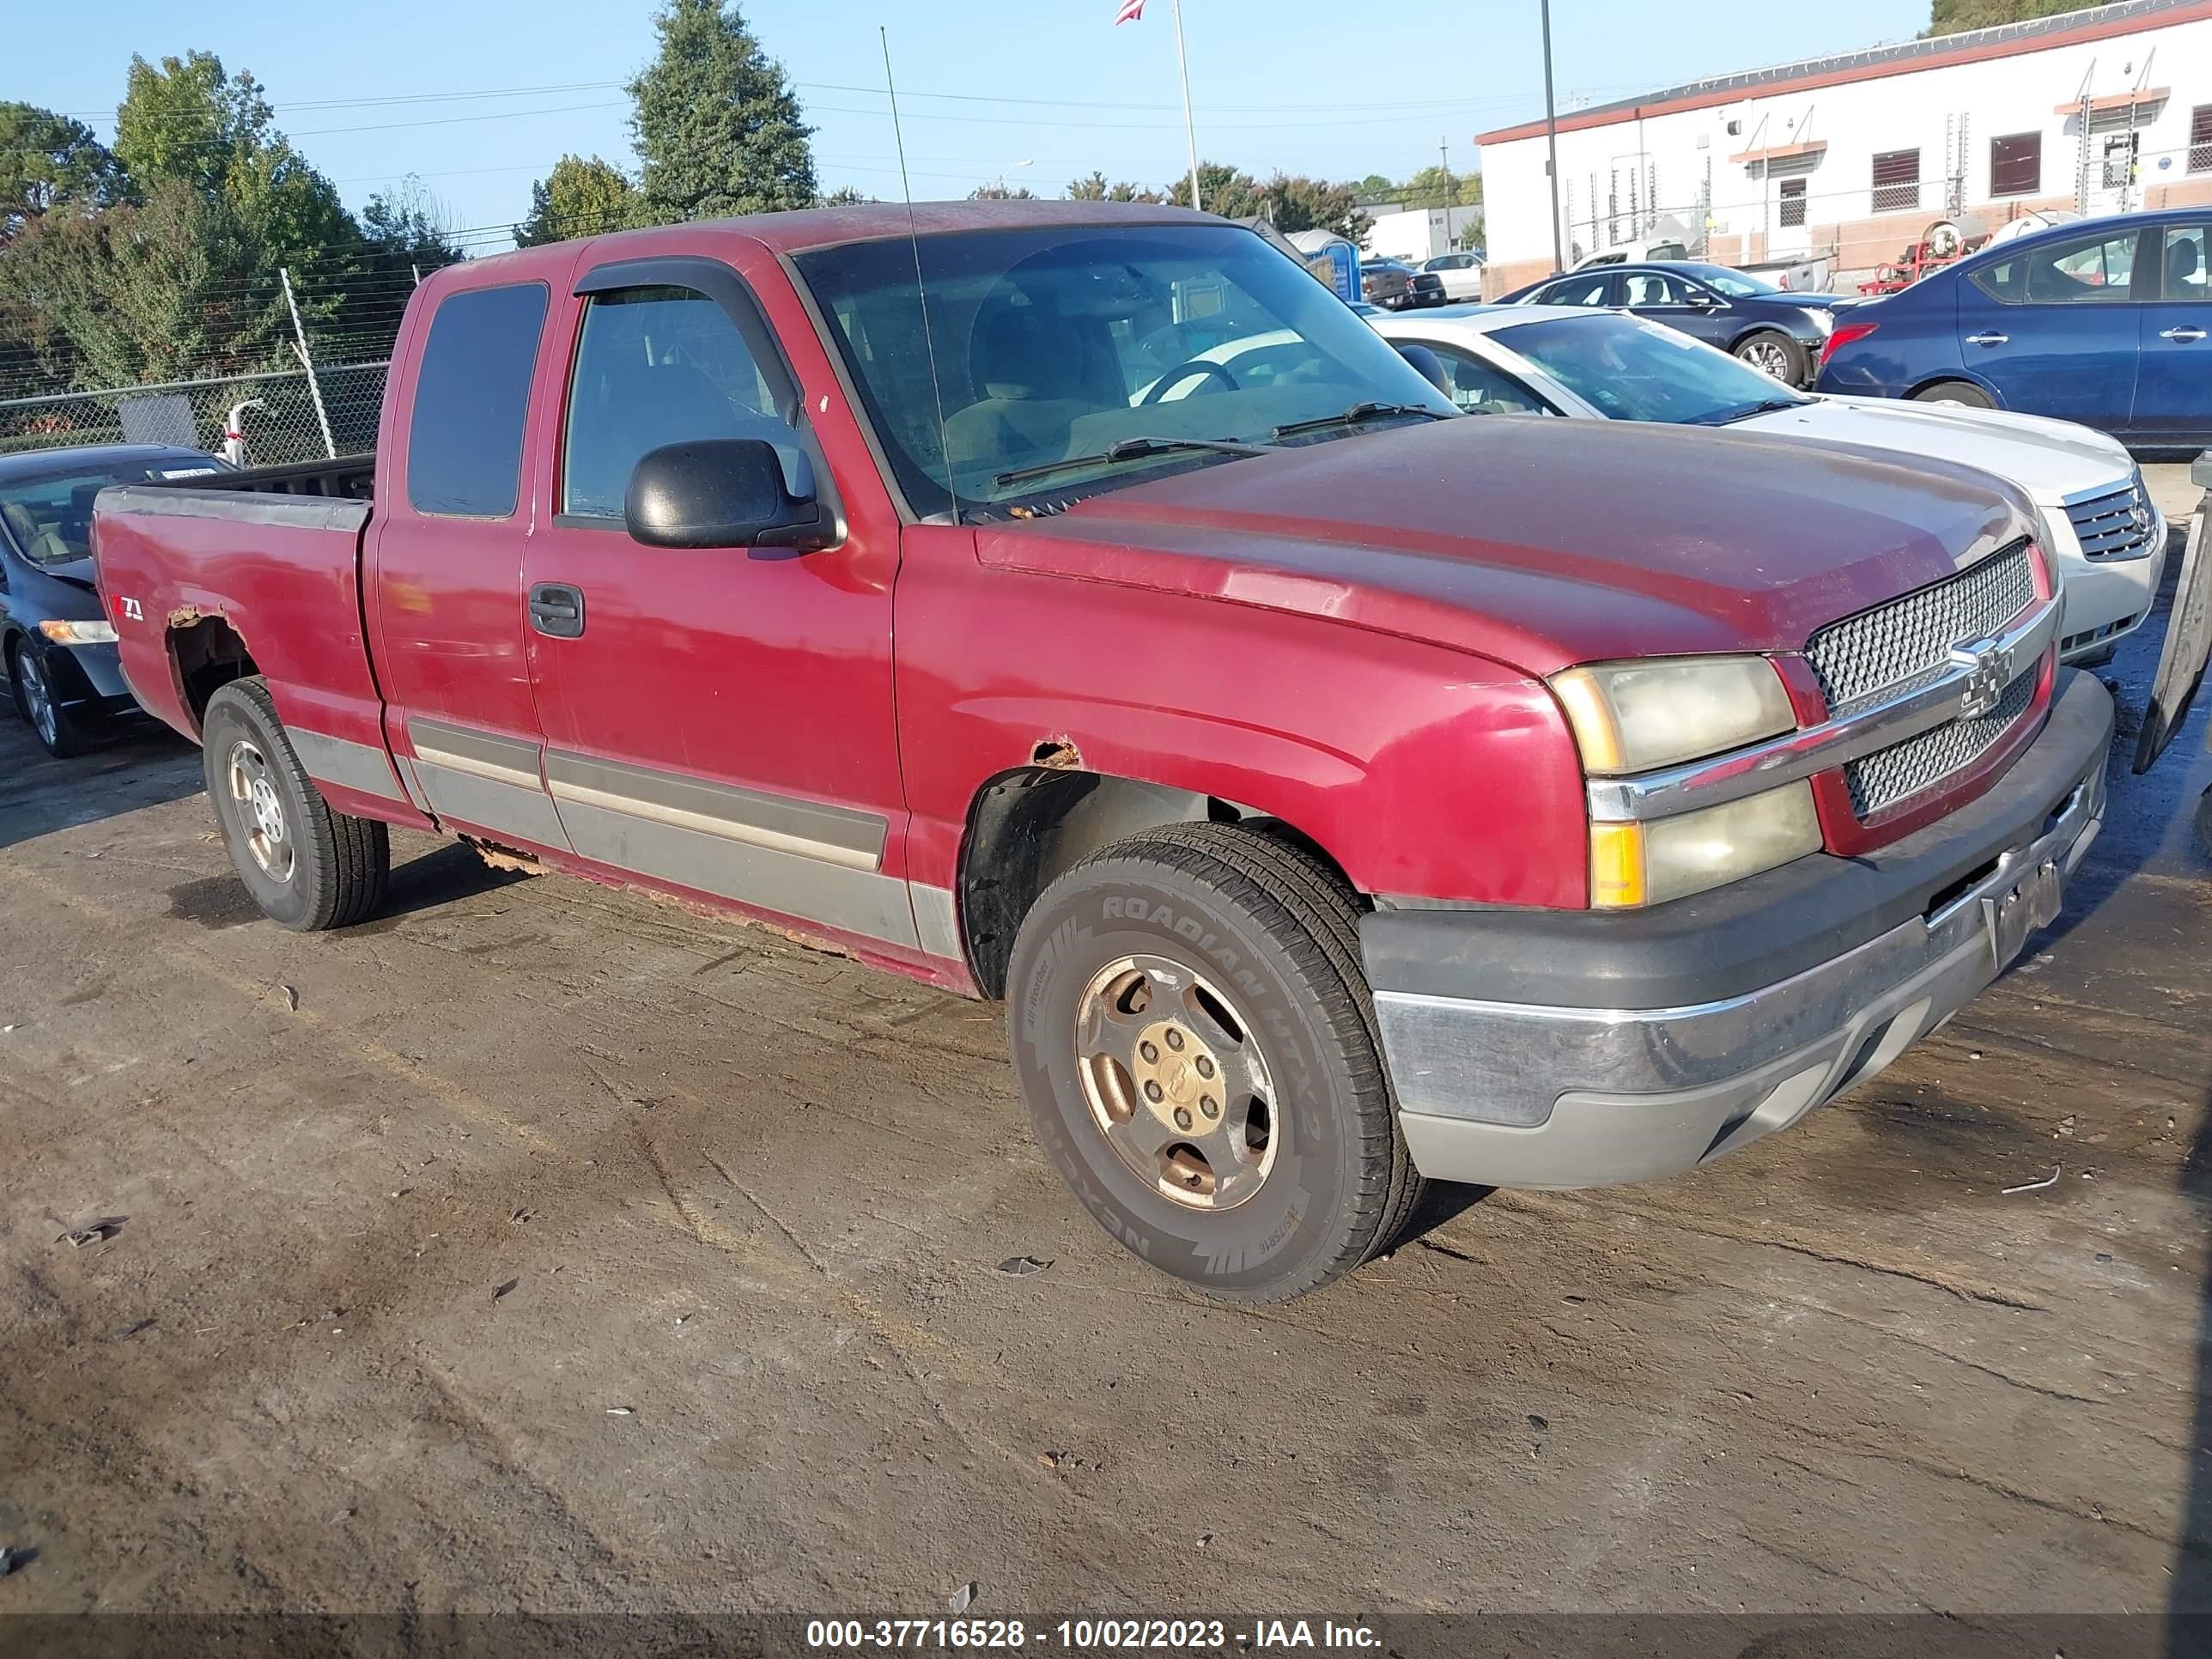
[1,443,227,757]
[1816,208,2209,447]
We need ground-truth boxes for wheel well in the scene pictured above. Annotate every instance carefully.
[955,767,1358,998]
[1906,374,1992,400]
[169,616,258,731]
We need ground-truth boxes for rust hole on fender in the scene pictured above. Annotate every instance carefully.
[1030,736,1083,770]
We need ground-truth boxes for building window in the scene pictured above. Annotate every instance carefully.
[2191,105,2212,173]
[1872,149,1921,214]
[1990,132,2042,198]
[1779,178,1807,228]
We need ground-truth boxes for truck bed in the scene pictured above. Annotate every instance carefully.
[90,459,394,808]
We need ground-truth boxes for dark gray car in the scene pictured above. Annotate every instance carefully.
[0,444,227,756]
[1501,261,1855,386]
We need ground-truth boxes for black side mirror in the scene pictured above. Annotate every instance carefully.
[624,437,831,551]
[1394,343,1453,398]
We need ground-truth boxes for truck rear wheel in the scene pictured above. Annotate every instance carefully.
[202,678,390,932]
[1006,822,1422,1302]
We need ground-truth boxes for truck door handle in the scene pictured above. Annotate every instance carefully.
[1965,331,2008,347]
[2160,325,2206,343]
[528,582,585,639]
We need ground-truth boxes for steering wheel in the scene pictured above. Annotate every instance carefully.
[1140,358,1240,405]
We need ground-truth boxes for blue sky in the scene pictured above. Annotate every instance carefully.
[21,0,1932,246]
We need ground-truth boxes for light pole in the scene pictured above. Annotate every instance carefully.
[1540,0,1565,273]
[994,159,1034,195]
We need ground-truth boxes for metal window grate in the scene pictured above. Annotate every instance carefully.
[1805,544,2037,710]
[1872,149,1922,214]
[2066,477,2157,562]
[2191,105,2212,173]
[1844,671,2034,818]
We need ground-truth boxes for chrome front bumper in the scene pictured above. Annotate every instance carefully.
[1374,681,2112,1190]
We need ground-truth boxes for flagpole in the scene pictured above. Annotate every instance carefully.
[1170,0,1202,213]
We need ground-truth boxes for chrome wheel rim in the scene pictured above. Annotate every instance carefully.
[18,652,57,749]
[1742,338,1794,380]
[1073,953,1279,1212]
[226,738,294,882]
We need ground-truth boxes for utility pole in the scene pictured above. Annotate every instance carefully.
[1540,0,1565,274]
[1440,137,1456,209]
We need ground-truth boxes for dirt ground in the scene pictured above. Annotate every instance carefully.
[3,469,2211,1626]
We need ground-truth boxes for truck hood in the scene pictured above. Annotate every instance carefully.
[976,416,2032,678]
[1755,395,2133,505]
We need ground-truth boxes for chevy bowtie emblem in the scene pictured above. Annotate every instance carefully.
[1952,640,2014,718]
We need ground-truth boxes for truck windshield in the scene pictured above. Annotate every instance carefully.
[793,223,1456,517]
[1,455,223,567]
[1496,314,1809,426]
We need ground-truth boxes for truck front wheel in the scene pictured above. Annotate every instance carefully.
[1006,822,1422,1301]
[202,678,390,932]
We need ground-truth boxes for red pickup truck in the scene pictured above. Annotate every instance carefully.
[93,202,2112,1300]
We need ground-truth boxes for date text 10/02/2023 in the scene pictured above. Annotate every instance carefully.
[805,1618,1382,1650]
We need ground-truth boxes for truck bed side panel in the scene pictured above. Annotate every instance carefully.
[94,487,426,826]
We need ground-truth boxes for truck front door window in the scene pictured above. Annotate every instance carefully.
[404,282,550,518]
[562,285,798,520]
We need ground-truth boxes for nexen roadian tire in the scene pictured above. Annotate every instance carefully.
[202,678,391,932]
[1006,822,1421,1301]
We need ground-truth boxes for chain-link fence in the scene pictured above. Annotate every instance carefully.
[0,359,388,466]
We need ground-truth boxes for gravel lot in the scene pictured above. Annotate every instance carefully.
[2,466,2209,1626]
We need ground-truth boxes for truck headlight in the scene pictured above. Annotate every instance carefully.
[39,619,118,645]
[1550,655,1796,774]
[1589,782,1823,908]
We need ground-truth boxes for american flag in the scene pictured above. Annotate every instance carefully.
[1115,0,1146,21]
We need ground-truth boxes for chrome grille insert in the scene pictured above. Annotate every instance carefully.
[2065,478,2158,562]
[1844,671,2034,817]
[1806,544,2037,710]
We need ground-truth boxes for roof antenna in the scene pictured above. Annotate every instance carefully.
[882,26,958,526]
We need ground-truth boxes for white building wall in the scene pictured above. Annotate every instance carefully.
[1477,6,2212,295]
[1362,204,1483,263]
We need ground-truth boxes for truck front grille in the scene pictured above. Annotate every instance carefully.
[1805,544,2036,710]
[1806,542,2040,821]
[1843,670,2034,817]
[2065,478,2157,562]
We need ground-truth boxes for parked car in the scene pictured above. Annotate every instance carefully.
[1372,305,2166,665]
[1500,260,1856,386]
[1816,209,2211,449]
[0,443,226,757]
[1361,259,1445,310]
[1420,251,1486,301]
[95,203,2118,1302]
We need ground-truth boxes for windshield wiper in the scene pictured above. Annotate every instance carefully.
[1270,402,1454,440]
[993,435,1273,489]
[1698,398,1802,427]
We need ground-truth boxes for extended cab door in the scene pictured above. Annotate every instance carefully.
[368,275,574,853]
[1952,224,2147,434]
[518,252,915,951]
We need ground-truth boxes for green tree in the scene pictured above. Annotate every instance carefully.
[969,182,1036,200]
[1393,164,1483,211]
[517,155,647,246]
[1066,171,1162,204]
[112,52,353,262]
[1929,0,2108,33]
[6,176,289,386]
[1170,164,1369,240]
[817,185,875,208]
[629,0,817,222]
[0,104,122,240]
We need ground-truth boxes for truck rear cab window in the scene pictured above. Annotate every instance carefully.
[405,282,550,518]
[561,284,798,520]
